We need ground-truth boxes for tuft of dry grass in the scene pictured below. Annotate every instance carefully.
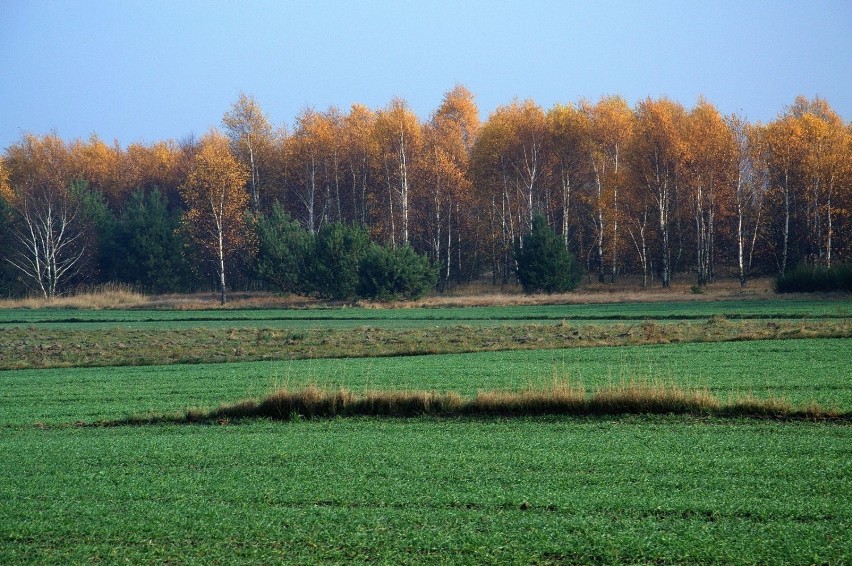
[0,276,816,311]
[206,386,465,420]
[588,382,719,415]
[0,283,148,310]
[368,276,781,309]
[469,384,586,415]
[149,382,846,425]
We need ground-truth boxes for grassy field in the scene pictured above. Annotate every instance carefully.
[2,338,851,425]
[1,419,849,564]
[1,298,850,329]
[1,296,850,563]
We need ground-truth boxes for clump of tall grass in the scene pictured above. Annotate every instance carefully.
[0,282,149,309]
[205,386,465,421]
[178,382,843,424]
[588,382,719,415]
[470,384,586,415]
[775,264,852,293]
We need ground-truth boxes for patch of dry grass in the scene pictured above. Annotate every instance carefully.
[0,276,796,310]
[0,283,148,310]
[373,277,782,309]
[163,382,847,424]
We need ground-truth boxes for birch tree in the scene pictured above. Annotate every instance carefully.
[421,85,479,286]
[792,98,848,268]
[728,116,767,286]
[223,93,272,212]
[583,96,633,282]
[680,99,737,286]
[179,131,249,305]
[763,115,803,275]
[373,98,421,246]
[546,103,589,255]
[289,108,330,234]
[628,98,685,288]
[342,104,376,226]
[4,134,87,298]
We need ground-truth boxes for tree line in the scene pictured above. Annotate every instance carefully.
[1,87,850,300]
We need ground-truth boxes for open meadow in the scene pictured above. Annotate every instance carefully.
[1,295,851,563]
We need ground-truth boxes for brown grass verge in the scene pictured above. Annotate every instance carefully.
[0,283,148,310]
[367,277,783,309]
[101,383,848,427]
[4,276,833,311]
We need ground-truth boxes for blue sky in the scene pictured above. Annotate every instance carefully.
[2,0,850,149]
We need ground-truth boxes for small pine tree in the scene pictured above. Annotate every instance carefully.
[76,182,117,284]
[515,214,581,293]
[309,222,370,300]
[112,188,195,293]
[358,243,437,300]
[0,196,24,296]
[254,203,313,295]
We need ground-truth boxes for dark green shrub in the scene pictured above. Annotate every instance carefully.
[112,188,196,293]
[255,203,313,294]
[0,196,25,296]
[358,243,437,300]
[515,214,581,294]
[309,222,370,300]
[775,264,852,293]
[76,182,118,283]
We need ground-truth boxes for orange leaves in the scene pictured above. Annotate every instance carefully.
[585,96,633,166]
[424,86,479,202]
[124,141,182,193]
[372,98,423,245]
[69,135,116,191]
[222,93,272,142]
[4,133,75,207]
[430,85,480,157]
[290,106,340,165]
[628,98,687,189]
[473,100,547,216]
[763,98,849,205]
[3,90,849,288]
[182,131,249,214]
[222,92,274,211]
[180,131,250,256]
[681,100,738,196]
[0,158,12,202]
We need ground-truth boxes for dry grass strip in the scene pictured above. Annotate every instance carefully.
[0,283,148,310]
[105,383,847,426]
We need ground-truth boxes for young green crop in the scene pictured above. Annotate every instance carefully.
[1,418,849,564]
[1,298,849,329]
[2,338,850,425]
[1,300,849,564]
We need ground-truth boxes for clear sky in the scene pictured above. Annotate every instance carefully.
[2,0,850,150]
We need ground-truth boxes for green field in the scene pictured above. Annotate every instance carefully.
[1,298,850,330]
[2,419,850,564]
[1,298,850,563]
[2,338,851,426]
